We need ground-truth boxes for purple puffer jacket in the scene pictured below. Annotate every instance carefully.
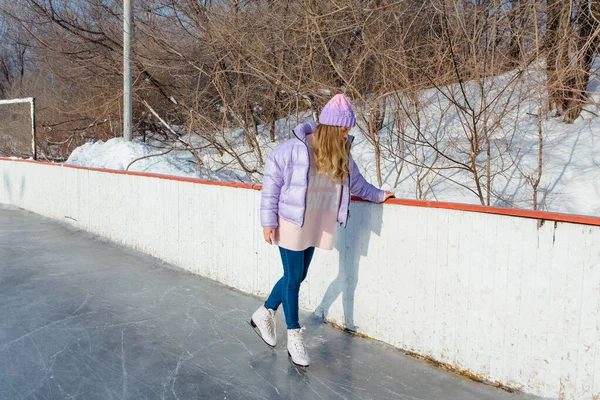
[260,122,385,228]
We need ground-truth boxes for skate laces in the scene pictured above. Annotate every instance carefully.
[265,316,274,334]
[291,328,306,355]
[263,309,275,334]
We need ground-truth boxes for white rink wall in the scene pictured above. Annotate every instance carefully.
[1,159,599,400]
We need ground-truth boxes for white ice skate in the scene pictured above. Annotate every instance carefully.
[287,327,310,367]
[249,305,277,347]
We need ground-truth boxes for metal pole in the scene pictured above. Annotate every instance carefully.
[31,98,36,160]
[123,0,133,141]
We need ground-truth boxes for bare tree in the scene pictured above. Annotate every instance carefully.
[546,0,600,122]
[0,0,597,202]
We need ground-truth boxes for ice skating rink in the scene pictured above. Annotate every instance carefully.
[0,207,542,400]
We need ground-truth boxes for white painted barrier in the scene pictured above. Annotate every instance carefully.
[1,158,599,399]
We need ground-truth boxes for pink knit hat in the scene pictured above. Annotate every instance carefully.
[318,94,356,127]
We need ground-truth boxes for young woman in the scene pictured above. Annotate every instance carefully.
[250,94,394,367]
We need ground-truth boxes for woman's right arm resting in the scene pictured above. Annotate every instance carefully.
[260,151,284,228]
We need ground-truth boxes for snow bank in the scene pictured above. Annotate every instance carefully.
[347,60,600,216]
[66,137,242,182]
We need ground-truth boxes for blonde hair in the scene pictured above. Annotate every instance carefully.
[310,125,350,183]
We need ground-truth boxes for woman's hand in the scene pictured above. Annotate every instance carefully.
[383,191,395,201]
[263,227,277,245]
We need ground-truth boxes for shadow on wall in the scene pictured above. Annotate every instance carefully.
[316,201,383,331]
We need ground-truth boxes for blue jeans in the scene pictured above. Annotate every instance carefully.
[264,247,315,329]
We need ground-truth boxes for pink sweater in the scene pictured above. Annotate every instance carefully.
[275,138,341,251]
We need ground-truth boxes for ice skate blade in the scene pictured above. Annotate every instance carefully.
[247,319,275,348]
[287,351,309,368]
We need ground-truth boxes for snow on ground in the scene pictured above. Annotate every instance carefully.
[65,58,600,216]
[348,60,600,216]
[66,137,244,182]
